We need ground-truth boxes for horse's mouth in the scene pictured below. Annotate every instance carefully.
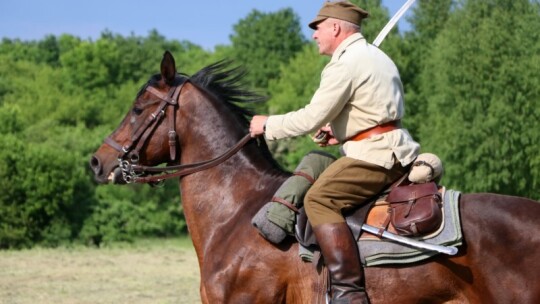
[108,167,127,184]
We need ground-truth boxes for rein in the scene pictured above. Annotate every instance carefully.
[104,77,254,184]
[123,134,252,183]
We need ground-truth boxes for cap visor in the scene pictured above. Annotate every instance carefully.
[308,16,327,29]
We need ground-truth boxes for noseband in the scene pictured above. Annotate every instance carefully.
[104,77,252,184]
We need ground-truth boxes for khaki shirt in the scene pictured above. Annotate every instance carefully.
[265,33,419,169]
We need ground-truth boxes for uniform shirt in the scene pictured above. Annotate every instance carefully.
[264,33,419,169]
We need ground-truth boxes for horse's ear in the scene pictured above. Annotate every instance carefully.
[161,51,177,85]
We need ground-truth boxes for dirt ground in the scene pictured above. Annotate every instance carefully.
[0,238,201,304]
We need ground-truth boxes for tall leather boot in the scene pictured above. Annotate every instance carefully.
[313,222,369,304]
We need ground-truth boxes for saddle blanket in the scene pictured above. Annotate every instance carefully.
[297,189,463,266]
[358,189,462,267]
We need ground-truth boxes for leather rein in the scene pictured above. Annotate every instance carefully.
[104,77,253,184]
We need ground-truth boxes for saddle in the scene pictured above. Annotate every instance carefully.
[295,180,443,248]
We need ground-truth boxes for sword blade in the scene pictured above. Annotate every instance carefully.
[372,0,417,47]
[361,223,459,255]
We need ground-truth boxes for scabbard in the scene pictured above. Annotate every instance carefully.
[361,223,458,255]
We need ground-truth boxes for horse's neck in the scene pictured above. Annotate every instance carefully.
[179,143,286,257]
[177,88,287,256]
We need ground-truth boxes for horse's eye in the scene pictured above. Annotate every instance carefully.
[132,107,143,115]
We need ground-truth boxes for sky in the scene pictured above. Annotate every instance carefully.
[0,0,414,50]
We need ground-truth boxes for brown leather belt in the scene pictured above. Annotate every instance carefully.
[347,120,402,142]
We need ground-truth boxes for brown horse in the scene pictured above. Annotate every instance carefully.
[90,51,540,303]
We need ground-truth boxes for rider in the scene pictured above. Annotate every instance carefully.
[250,1,419,303]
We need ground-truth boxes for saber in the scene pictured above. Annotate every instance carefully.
[372,0,417,47]
[361,223,459,255]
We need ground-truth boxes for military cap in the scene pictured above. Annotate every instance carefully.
[309,1,369,29]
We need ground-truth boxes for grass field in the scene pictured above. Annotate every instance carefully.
[0,238,201,304]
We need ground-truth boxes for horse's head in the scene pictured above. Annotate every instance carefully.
[90,51,186,184]
[90,51,277,185]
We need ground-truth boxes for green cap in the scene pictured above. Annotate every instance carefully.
[309,1,369,30]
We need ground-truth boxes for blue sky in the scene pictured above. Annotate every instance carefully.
[0,0,414,50]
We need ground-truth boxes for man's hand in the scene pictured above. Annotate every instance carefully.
[312,125,339,147]
[250,115,268,138]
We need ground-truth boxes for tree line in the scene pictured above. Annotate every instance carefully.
[0,0,538,248]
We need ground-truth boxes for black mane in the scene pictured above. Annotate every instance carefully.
[190,60,267,125]
[140,60,266,128]
[136,60,283,171]
[178,60,283,172]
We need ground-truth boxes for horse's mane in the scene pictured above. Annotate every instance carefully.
[137,60,284,171]
[188,60,284,171]
[140,60,265,126]
[190,60,267,118]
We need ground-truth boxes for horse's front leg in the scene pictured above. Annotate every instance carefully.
[200,263,288,304]
[200,283,209,304]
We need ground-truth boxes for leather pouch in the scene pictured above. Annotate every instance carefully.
[387,182,442,236]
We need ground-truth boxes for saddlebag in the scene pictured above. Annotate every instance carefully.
[387,182,442,236]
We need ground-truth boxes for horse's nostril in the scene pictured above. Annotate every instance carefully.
[90,156,101,173]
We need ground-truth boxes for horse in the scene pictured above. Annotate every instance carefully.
[90,51,540,303]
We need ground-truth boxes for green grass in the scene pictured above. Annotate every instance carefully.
[0,237,201,304]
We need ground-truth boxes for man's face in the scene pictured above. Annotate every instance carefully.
[312,18,336,56]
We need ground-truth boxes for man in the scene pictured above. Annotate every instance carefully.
[250,1,419,303]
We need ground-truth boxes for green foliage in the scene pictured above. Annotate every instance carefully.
[60,39,121,91]
[395,0,454,139]
[417,0,540,199]
[230,8,307,91]
[0,104,23,134]
[79,181,185,246]
[0,30,197,248]
[0,135,93,248]
[268,44,326,114]
[408,0,454,41]
[0,1,539,248]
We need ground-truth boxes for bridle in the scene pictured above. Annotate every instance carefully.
[104,76,253,184]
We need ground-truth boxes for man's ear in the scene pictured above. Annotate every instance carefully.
[333,21,341,36]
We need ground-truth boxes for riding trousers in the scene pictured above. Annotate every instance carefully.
[305,156,409,227]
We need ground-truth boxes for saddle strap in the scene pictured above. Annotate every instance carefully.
[377,209,392,237]
[293,171,315,184]
[272,170,316,213]
[272,197,300,213]
[387,182,439,203]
